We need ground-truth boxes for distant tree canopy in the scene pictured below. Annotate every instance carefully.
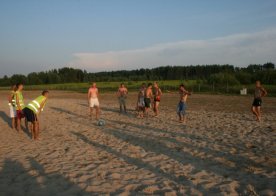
[0,63,275,86]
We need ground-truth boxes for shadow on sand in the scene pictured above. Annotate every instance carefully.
[0,157,91,196]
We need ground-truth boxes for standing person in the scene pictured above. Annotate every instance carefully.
[117,83,128,113]
[23,90,49,140]
[8,85,17,129]
[153,82,162,117]
[137,83,146,118]
[251,80,267,122]
[144,83,153,117]
[177,84,191,124]
[15,83,25,132]
[88,83,100,120]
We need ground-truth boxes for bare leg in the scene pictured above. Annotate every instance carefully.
[95,106,100,120]
[256,106,261,122]
[155,102,159,116]
[31,122,36,140]
[178,113,182,122]
[251,106,259,121]
[11,117,15,129]
[119,104,122,113]
[36,121,40,140]
[17,118,22,132]
[124,104,127,113]
[89,107,93,118]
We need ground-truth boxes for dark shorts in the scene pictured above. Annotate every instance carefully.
[144,98,151,108]
[16,110,25,119]
[23,108,37,123]
[177,101,186,115]
[252,98,262,107]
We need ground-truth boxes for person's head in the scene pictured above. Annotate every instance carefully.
[154,81,158,88]
[92,83,97,88]
[255,80,261,87]
[11,84,16,91]
[142,83,146,88]
[16,83,23,91]
[120,83,125,88]
[179,84,185,91]
[148,83,152,88]
[42,90,49,98]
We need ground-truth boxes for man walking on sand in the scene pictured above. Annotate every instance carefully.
[15,83,25,132]
[23,90,49,140]
[88,83,100,120]
[117,83,128,113]
[144,83,153,117]
[177,84,191,124]
[251,80,267,122]
[153,82,162,117]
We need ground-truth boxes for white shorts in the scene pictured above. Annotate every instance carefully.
[89,98,99,108]
[9,105,17,118]
[138,97,145,107]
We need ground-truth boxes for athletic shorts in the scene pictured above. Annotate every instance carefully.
[9,105,17,118]
[89,98,99,108]
[138,97,145,107]
[16,110,25,119]
[177,101,186,115]
[252,98,262,107]
[118,96,126,105]
[23,108,37,122]
[144,98,151,108]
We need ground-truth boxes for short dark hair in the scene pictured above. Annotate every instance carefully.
[42,90,49,96]
[148,83,152,87]
[16,83,23,88]
[180,84,185,88]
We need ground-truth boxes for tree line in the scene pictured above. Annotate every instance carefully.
[0,63,275,87]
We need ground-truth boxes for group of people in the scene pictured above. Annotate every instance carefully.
[87,81,191,123]
[7,80,267,141]
[87,80,268,123]
[8,83,49,140]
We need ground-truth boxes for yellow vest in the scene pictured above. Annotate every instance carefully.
[26,95,47,114]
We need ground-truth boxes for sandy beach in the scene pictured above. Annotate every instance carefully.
[0,91,275,195]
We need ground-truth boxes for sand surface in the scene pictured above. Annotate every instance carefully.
[0,91,275,195]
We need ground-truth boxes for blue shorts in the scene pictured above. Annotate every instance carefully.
[177,101,186,115]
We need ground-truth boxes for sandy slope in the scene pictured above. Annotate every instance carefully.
[0,91,275,195]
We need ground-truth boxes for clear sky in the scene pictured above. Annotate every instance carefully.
[1,0,276,76]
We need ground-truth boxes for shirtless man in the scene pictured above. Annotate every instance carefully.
[144,83,153,117]
[177,84,191,123]
[251,80,267,122]
[117,83,128,113]
[153,82,162,116]
[88,83,100,120]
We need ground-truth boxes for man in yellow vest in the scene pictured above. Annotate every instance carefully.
[15,83,25,132]
[23,90,49,140]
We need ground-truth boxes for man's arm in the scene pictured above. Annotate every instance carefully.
[159,88,162,96]
[8,94,12,104]
[16,93,21,110]
[183,88,191,95]
[87,89,91,100]
[261,87,267,97]
[38,99,46,114]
